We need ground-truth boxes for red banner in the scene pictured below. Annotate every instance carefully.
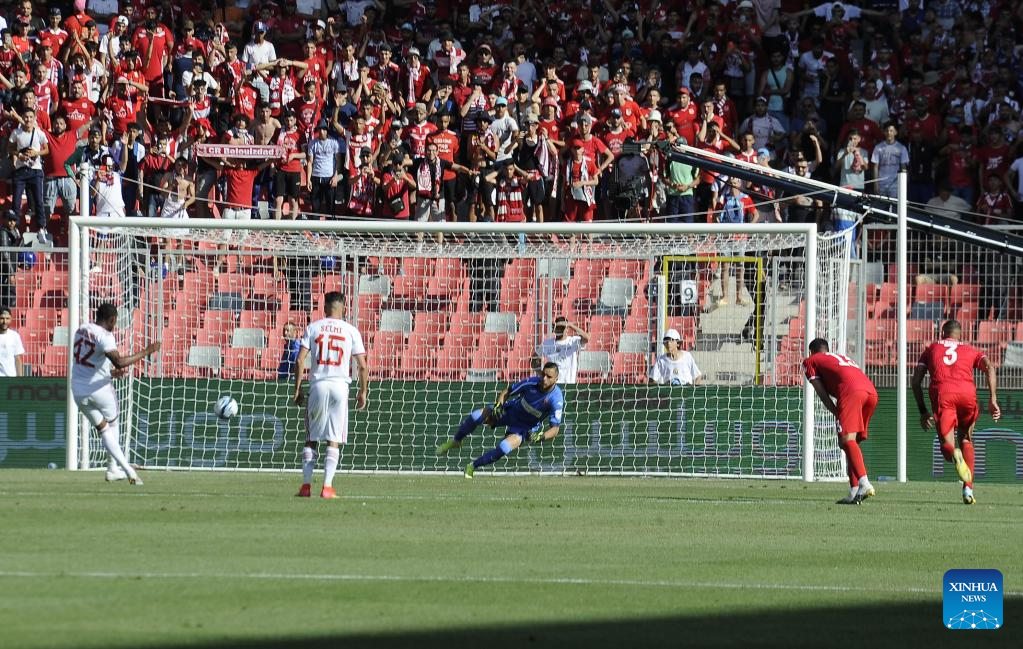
[195,143,285,159]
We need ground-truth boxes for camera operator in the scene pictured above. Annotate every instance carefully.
[613,136,652,221]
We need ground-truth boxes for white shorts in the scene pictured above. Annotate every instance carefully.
[74,385,119,427]
[415,197,446,222]
[222,207,251,221]
[305,380,350,443]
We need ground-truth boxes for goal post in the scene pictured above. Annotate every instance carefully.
[66,217,849,481]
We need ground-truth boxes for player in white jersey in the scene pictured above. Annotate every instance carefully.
[649,328,703,385]
[537,316,589,384]
[71,303,161,483]
[292,291,369,499]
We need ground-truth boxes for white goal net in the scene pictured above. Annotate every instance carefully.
[67,220,850,480]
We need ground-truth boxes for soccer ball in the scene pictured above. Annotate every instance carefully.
[214,395,239,419]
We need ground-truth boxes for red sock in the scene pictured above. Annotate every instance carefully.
[940,440,955,462]
[961,440,975,488]
[847,464,857,488]
[842,441,867,483]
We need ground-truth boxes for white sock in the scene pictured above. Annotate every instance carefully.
[858,476,872,490]
[301,447,317,485]
[323,447,340,488]
[101,424,137,480]
[849,486,859,499]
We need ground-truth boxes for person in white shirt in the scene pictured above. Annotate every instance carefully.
[7,108,49,243]
[241,22,277,102]
[94,153,124,218]
[537,317,589,384]
[649,328,703,385]
[0,307,25,377]
[293,291,369,499]
[488,97,520,161]
[71,303,161,483]
[925,186,972,220]
[871,122,910,198]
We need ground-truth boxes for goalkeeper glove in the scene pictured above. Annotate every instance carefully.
[490,403,505,422]
[530,430,546,444]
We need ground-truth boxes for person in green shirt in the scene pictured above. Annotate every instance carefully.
[664,136,699,222]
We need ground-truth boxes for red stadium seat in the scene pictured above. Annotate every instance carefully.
[587,315,622,352]
[240,310,276,331]
[367,256,401,277]
[252,273,285,296]
[611,352,648,384]
[222,348,259,380]
[413,311,449,344]
[865,319,896,342]
[953,305,980,339]
[914,283,949,308]
[397,333,441,379]
[37,346,68,377]
[863,341,895,366]
[977,320,1013,358]
[216,273,250,295]
[624,314,650,333]
[402,257,434,278]
[505,331,540,379]
[907,319,935,342]
[427,258,465,301]
[447,312,484,338]
[366,331,405,379]
[666,316,699,347]
[39,271,68,294]
[787,318,804,340]
[608,259,650,282]
[771,353,802,386]
[23,309,61,337]
[476,332,511,372]
[203,310,236,334]
[949,283,981,307]
[182,272,215,298]
[499,259,536,314]
[628,292,650,318]
[391,275,430,310]
[865,283,879,309]
[195,327,231,346]
[432,346,472,380]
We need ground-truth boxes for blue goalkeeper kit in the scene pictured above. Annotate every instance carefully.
[491,375,565,436]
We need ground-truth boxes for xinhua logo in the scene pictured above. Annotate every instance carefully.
[943,569,1003,629]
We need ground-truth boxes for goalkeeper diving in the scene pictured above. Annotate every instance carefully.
[436,362,564,478]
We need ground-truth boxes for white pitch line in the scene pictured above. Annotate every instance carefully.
[0,569,1020,597]
[0,490,810,506]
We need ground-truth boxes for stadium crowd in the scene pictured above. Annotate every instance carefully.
[0,0,1022,240]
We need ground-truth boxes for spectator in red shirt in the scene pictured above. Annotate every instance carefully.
[563,140,599,223]
[59,80,95,133]
[42,113,85,229]
[273,110,306,220]
[975,127,1011,190]
[975,175,1013,226]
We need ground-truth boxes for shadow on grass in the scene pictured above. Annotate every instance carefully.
[152,599,1020,649]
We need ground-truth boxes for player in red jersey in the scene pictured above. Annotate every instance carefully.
[911,320,1000,505]
[803,338,879,504]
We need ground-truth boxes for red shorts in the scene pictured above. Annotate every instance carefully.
[563,197,595,222]
[837,389,878,440]
[931,391,979,436]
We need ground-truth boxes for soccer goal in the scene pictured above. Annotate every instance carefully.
[65,218,853,481]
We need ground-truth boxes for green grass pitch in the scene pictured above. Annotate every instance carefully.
[1,470,1020,649]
